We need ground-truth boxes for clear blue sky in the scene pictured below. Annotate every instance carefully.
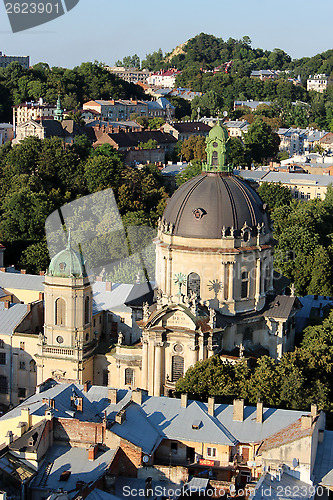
[1,0,332,68]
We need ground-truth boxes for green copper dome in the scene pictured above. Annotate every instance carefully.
[48,233,87,278]
[203,120,232,173]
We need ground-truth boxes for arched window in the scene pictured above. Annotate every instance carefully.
[125,368,134,386]
[0,375,8,394]
[241,271,249,299]
[212,150,218,166]
[187,272,201,297]
[29,359,36,372]
[85,296,90,325]
[172,356,184,382]
[55,298,66,326]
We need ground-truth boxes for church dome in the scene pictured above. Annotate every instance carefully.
[162,172,270,239]
[48,234,87,278]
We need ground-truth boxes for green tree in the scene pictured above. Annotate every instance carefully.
[181,135,206,162]
[258,182,292,212]
[244,118,280,163]
[176,161,202,186]
[84,154,123,193]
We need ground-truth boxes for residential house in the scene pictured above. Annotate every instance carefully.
[147,97,175,119]
[13,99,56,131]
[12,119,96,145]
[147,69,181,87]
[307,74,332,93]
[0,384,327,498]
[224,120,249,137]
[234,100,271,111]
[0,123,13,144]
[162,121,211,141]
[107,66,153,84]
[236,169,333,200]
[83,100,148,121]
[0,51,29,69]
[250,70,281,80]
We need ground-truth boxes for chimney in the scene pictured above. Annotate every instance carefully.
[132,388,143,405]
[301,415,313,430]
[88,444,98,461]
[181,393,188,408]
[20,269,26,274]
[108,388,117,404]
[39,292,44,301]
[83,381,91,392]
[208,396,215,417]
[256,400,263,423]
[4,301,10,309]
[115,409,126,425]
[17,422,26,437]
[233,399,244,422]
[39,271,45,276]
[5,430,13,445]
[20,407,31,429]
[0,268,5,273]
[311,403,318,418]
[105,281,112,292]
[96,276,102,282]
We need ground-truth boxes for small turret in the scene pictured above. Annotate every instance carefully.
[203,120,232,174]
[54,95,63,122]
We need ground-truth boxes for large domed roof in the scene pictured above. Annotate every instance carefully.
[162,172,270,239]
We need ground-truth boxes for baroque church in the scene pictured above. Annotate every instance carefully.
[32,121,300,399]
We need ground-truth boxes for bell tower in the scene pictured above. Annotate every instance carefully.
[36,233,95,385]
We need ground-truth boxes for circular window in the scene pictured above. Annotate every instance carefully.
[56,336,64,344]
[173,343,183,354]
[213,142,218,147]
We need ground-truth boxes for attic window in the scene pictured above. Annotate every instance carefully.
[192,420,201,430]
[60,470,71,481]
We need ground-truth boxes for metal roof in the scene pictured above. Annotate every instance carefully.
[0,302,29,335]
[1,383,309,453]
[262,171,333,187]
[31,444,116,495]
[252,472,314,500]
[0,270,44,291]
[93,282,134,314]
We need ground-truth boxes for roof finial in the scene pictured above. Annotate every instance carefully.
[66,228,71,250]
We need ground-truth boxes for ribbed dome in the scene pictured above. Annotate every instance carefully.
[162,172,269,239]
[48,245,87,278]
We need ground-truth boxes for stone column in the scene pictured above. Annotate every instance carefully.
[255,258,261,300]
[154,341,163,396]
[148,339,155,396]
[142,338,149,391]
[168,256,173,296]
[198,334,204,361]
[228,262,235,301]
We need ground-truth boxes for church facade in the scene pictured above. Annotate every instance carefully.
[0,122,301,407]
